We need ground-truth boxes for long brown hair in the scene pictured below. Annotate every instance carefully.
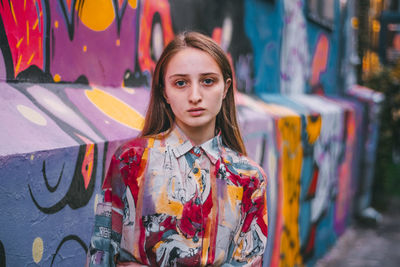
[141,31,247,155]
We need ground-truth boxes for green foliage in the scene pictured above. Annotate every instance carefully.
[365,61,400,207]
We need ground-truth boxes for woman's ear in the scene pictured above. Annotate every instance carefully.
[162,87,170,104]
[223,78,232,98]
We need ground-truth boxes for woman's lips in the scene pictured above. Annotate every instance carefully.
[188,108,205,116]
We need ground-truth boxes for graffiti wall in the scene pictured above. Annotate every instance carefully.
[0,83,149,266]
[305,0,342,95]
[0,0,255,91]
[0,0,351,95]
[0,0,383,267]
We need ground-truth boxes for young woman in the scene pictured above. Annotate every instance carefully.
[87,32,268,267]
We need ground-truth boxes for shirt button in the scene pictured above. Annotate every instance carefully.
[194,147,201,154]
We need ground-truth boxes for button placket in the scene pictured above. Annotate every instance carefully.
[192,147,204,247]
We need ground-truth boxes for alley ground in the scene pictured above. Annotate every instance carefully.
[316,197,400,267]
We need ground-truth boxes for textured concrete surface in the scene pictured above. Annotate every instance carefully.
[316,198,400,267]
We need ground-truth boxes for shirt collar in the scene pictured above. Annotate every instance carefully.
[166,125,223,164]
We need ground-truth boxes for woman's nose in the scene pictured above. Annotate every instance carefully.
[189,83,202,103]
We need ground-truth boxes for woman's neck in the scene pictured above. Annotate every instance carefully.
[175,122,216,146]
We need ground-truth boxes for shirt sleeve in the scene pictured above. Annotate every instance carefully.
[86,152,124,267]
[227,164,268,267]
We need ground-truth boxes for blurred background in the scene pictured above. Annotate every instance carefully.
[359,0,400,209]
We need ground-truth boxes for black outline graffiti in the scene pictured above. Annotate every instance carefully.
[8,83,106,215]
[112,0,128,35]
[50,235,88,267]
[42,161,65,193]
[0,13,15,81]
[58,0,129,40]
[16,65,54,83]
[0,240,5,267]
[259,133,267,166]
[123,0,149,88]
[43,0,51,74]
[58,0,77,40]
[149,12,163,62]
[28,144,98,214]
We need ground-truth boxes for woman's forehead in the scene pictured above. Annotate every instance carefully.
[165,48,222,77]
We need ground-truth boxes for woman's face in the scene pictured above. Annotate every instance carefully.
[164,47,231,140]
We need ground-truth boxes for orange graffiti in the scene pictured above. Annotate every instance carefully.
[393,34,400,51]
[75,133,95,190]
[310,34,329,87]
[78,0,115,31]
[336,110,356,231]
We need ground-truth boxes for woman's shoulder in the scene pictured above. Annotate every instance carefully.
[122,136,150,149]
[113,135,157,158]
[222,146,267,183]
[113,130,172,159]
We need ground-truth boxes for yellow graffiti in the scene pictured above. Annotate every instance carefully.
[33,19,39,30]
[16,38,24,48]
[85,88,144,130]
[26,20,30,45]
[32,237,44,263]
[78,0,115,31]
[128,0,138,9]
[53,74,61,82]
[10,0,18,25]
[15,55,22,73]
[253,100,304,266]
[278,116,303,267]
[306,114,321,145]
[27,53,35,65]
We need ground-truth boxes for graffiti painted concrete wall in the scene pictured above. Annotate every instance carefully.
[0,84,148,266]
[0,0,383,266]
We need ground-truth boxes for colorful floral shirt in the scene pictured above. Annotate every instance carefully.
[87,127,268,267]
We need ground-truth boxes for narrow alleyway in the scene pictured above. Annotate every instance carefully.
[316,198,400,267]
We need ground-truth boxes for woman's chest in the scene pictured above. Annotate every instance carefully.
[122,148,245,266]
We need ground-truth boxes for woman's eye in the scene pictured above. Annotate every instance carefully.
[175,80,186,87]
[203,78,214,86]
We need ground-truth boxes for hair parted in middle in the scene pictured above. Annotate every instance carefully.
[140,31,247,155]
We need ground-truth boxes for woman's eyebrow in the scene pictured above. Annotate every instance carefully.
[167,72,220,80]
[200,72,219,76]
[167,74,188,79]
